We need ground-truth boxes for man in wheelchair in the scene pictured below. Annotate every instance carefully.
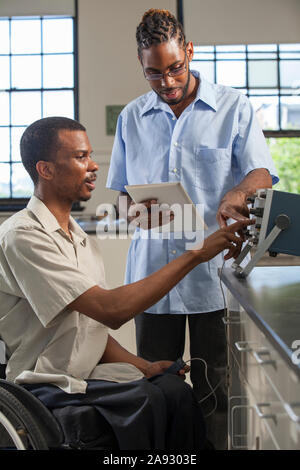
[0,117,250,450]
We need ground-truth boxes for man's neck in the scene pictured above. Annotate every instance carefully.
[34,189,72,236]
[170,74,199,118]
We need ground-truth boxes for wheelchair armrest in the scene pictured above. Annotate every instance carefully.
[0,364,6,380]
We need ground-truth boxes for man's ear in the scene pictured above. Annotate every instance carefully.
[186,41,194,62]
[35,160,55,181]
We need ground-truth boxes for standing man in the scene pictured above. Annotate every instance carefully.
[106,9,279,449]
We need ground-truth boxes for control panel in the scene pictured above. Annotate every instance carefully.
[232,188,300,277]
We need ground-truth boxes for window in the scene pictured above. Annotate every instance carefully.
[192,44,300,193]
[0,15,78,209]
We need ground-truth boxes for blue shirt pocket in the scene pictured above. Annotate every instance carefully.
[194,148,230,192]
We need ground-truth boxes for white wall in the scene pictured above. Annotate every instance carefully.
[184,0,300,45]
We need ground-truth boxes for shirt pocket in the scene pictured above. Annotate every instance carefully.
[194,148,229,191]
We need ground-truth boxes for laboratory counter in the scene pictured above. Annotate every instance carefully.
[220,265,300,379]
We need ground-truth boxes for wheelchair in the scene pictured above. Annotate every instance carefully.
[0,341,117,450]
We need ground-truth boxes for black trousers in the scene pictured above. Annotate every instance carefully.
[25,374,206,450]
[135,311,228,450]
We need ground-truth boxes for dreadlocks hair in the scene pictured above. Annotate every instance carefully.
[20,116,86,186]
[136,9,186,59]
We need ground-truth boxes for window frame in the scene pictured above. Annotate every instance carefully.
[0,0,80,212]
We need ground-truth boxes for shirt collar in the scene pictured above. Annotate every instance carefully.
[140,70,217,117]
[27,195,87,243]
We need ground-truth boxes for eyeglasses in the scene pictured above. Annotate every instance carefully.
[143,52,187,81]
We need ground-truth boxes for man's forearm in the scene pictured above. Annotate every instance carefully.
[228,168,272,198]
[83,250,200,329]
[101,334,150,374]
[68,220,249,329]
[217,168,272,226]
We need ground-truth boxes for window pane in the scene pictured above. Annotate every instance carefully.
[0,163,11,197]
[216,53,246,60]
[0,92,9,125]
[248,60,278,87]
[191,61,215,82]
[0,20,9,54]
[281,96,300,130]
[248,44,277,52]
[43,18,73,53]
[216,45,246,52]
[11,19,41,54]
[216,61,246,87]
[279,44,300,51]
[43,90,74,118]
[11,127,26,162]
[280,60,300,88]
[249,96,279,130]
[43,54,74,88]
[195,46,214,52]
[11,163,34,198]
[279,52,300,59]
[193,52,214,60]
[0,57,10,90]
[249,88,279,95]
[0,128,10,162]
[11,56,42,89]
[248,52,277,59]
[11,92,41,125]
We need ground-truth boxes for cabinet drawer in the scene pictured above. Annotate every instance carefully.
[259,333,300,405]
[227,308,300,449]
[230,308,300,404]
[245,372,300,450]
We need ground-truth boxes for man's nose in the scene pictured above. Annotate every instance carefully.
[89,157,99,172]
[160,73,175,87]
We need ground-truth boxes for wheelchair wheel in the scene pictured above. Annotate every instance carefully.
[0,387,48,450]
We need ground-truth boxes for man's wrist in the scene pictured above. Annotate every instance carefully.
[135,357,152,376]
[223,188,248,201]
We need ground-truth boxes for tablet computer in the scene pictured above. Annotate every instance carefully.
[125,182,207,232]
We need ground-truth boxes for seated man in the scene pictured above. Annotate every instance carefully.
[0,117,250,450]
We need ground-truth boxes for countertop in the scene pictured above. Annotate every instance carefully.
[220,266,300,379]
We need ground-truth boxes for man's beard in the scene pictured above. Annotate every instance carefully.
[155,66,191,106]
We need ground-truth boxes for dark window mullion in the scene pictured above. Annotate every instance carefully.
[277,44,281,131]
[74,0,79,120]
[8,17,12,199]
[214,45,216,84]
[245,45,249,97]
[41,17,44,117]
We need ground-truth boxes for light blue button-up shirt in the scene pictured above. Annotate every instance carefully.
[106,71,279,314]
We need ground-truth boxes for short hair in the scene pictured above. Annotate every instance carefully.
[136,9,186,59]
[20,116,86,185]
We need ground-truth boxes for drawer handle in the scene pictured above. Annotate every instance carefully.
[253,350,276,366]
[284,402,300,423]
[234,341,253,352]
[254,403,277,422]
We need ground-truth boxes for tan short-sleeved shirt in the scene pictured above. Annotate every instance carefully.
[0,196,143,393]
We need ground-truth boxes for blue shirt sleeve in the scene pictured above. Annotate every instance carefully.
[232,96,279,186]
[106,113,128,193]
